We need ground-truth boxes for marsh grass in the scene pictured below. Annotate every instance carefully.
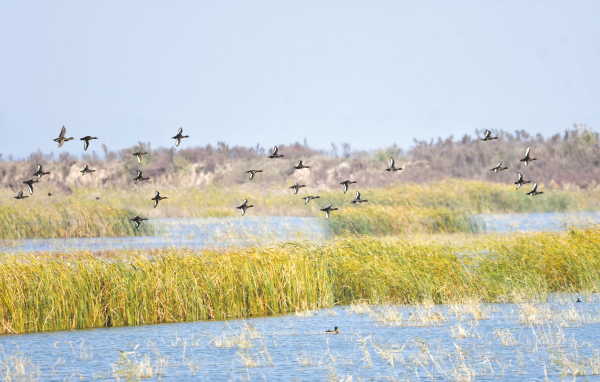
[0,226,599,334]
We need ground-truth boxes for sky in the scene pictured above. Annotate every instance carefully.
[0,0,599,159]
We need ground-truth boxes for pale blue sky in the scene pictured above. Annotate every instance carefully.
[0,1,598,158]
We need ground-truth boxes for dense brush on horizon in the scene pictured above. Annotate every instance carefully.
[1,125,598,192]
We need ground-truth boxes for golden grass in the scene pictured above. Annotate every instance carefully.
[0,226,599,334]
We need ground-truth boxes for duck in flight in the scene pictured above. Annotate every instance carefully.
[245,169,263,180]
[268,146,284,159]
[80,136,98,151]
[294,160,310,170]
[236,199,254,216]
[151,191,167,208]
[289,183,306,195]
[53,126,74,147]
[325,326,339,334]
[321,204,338,219]
[385,157,402,172]
[520,147,537,166]
[340,180,357,194]
[33,164,50,179]
[526,182,544,196]
[172,128,189,147]
[14,191,28,200]
[302,195,320,205]
[134,170,150,183]
[490,162,508,173]
[514,172,531,189]
[80,164,96,175]
[132,151,148,164]
[351,191,368,204]
[131,216,148,229]
[481,129,497,141]
[23,178,39,195]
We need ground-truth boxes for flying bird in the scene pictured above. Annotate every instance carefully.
[520,147,537,166]
[33,164,50,179]
[236,199,254,216]
[294,160,310,170]
[526,182,544,196]
[268,146,284,159]
[172,128,189,147]
[245,169,263,180]
[80,136,98,151]
[151,191,167,208]
[53,126,74,147]
[351,191,368,204]
[302,196,320,205]
[514,172,531,189]
[131,216,148,228]
[133,170,150,183]
[481,129,497,141]
[320,204,338,219]
[289,183,306,195]
[132,151,148,164]
[340,180,357,194]
[14,191,28,200]
[23,178,38,195]
[490,162,508,173]
[385,157,402,172]
[80,164,96,175]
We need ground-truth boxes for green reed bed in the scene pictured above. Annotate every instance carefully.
[0,226,599,334]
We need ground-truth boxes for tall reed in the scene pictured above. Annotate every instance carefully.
[0,226,598,334]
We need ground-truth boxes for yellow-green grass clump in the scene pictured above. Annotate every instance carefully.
[0,226,599,334]
[0,202,153,239]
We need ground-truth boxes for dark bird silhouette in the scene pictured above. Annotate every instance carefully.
[289,183,306,195]
[245,169,263,180]
[302,195,320,205]
[33,164,50,179]
[133,170,150,183]
[326,326,339,334]
[80,164,96,175]
[131,216,148,229]
[151,191,167,208]
[526,182,544,196]
[576,297,582,303]
[132,151,148,164]
[268,146,284,159]
[14,191,28,199]
[490,162,508,173]
[23,178,39,195]
[514,172,531,190]
[294,160,310,170]
[80,136,98,151]
[352,191,368,204]
[520,147,537,166]
[48,192,53,197]
[53,126,74,147]
[385,157,402,172]
[320,204,338,219]
[172,127,189,147]
[236,199,254,216]
[481,129,497,141]
[340,180,357,194]
[95,196,100,200]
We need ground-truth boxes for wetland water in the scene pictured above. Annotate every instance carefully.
[1,297,599,380]
[2,211,600,253]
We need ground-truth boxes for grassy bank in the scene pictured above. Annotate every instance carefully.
[0,226,598,334]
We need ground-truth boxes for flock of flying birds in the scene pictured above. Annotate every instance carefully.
[13,127,543,229]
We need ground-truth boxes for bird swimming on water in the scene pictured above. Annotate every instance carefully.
[53,126,74,147]
[294,160,310,170]
[23,178,39,195]
[132,151,148,164]
[133,170,150,183]
[33,164,50,179]
[490,162,508,173]
[326,326,339,334]
[320,204,338,219]
[289,183,306,195]
[352,191,368,204]
[151,191,167,208]
[520,147,537,166]
[268,146,284,159]
[514,172,531,189]
[245,169,263,180]
[80,136,98,151]
[80,164,96,175]
[14,191,28,199]
[131,216,148,229]
[236,199,254,216]
[385,157,402,172]
[340,180,357,194]
[526,182,544,196]
[302,195,320,205]
[481,129,497,141]
[172,127,189,147]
